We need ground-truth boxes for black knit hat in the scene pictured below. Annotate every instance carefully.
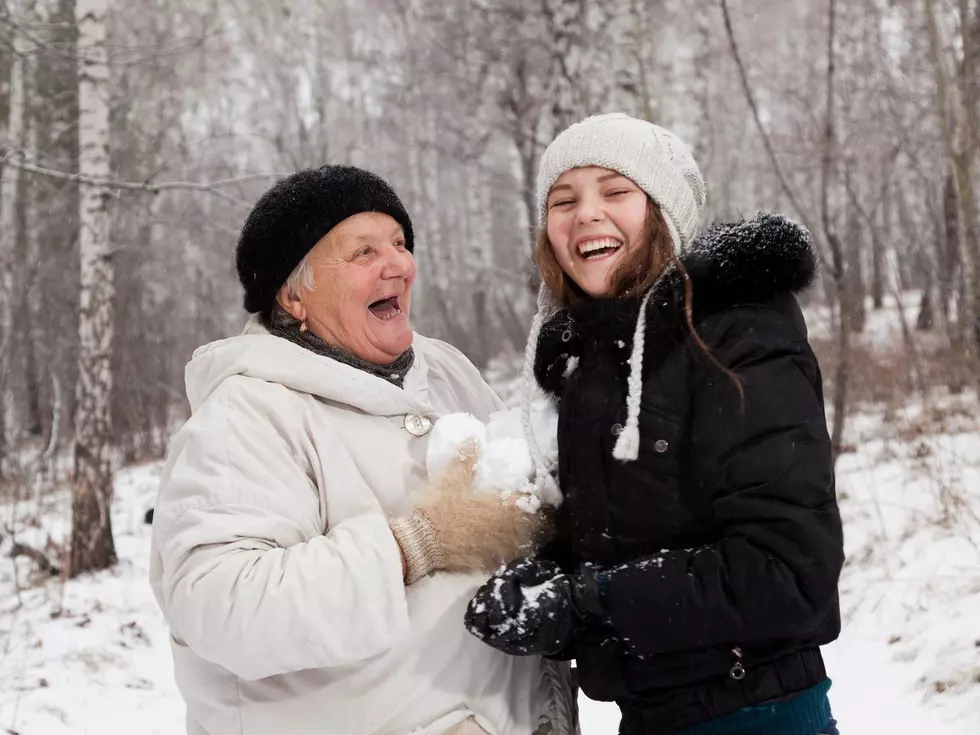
[235,165,415,315]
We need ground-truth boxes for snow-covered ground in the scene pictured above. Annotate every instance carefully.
[0,464,181,734]
[803,290,930,350]
[2,310,979,733]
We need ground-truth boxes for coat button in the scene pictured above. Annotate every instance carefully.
[561,328,574,342]
[404,414,432,437]
[654,439,669,453]
[611,423,623,436]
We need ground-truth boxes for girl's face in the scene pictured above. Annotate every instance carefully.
[545,166,648,298]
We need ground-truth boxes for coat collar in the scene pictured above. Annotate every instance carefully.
[184,317,436,417]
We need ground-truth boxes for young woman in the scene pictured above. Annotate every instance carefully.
[466,113,844,735]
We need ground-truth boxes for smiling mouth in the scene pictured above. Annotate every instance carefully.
[577,237,624,261]
[368,296,404,321]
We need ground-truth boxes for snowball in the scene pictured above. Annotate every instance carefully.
[487,400,558,466]
[425,412,487,480]
[475,437,534,494]
[426,400,562,509]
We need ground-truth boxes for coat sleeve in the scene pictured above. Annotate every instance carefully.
[599,302,844,655]
[151,382,411,681]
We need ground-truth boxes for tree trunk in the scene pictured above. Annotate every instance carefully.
[0,15,28,474]
[500,43,545,295]
[518,128,540,295]
[628,0,657,122]
[845,206,866,333]
[544,0,587,131]
[952,160,980,369]
[818,0,850,460]
[829,232,852,459]
[941,171,960,323]
[871,183,886,309]
[70,0,116,577]
[966,0,980,365]
[17,70,40,438]
[916,279,935,331]
[24,296,43,437]
[467,154,493,369]
[925,0,980,379]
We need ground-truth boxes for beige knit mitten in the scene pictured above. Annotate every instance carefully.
[389,441,551,584]
[442,717,491,735]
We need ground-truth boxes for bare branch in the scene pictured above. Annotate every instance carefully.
[9,540,61,577]
[0,153,285,208]
[0,11,226,67]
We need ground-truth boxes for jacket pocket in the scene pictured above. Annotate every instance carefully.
[634,404,683,476]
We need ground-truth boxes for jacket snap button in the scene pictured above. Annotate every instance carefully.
[611,423,623,436]
[561,329,573,343]
[404,414,432,437]
[654,439,669,453]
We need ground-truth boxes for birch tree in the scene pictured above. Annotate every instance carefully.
[69,0,116,576]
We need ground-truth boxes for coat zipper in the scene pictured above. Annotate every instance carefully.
[729,647,746,681]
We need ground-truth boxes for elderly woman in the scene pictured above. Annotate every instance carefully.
[149,165,573,735]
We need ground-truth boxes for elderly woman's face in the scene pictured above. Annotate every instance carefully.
[281,212,416,364]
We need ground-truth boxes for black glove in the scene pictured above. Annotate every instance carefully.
[465,557,604,656]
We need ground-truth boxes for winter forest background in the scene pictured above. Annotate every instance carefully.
[1,0,979,732]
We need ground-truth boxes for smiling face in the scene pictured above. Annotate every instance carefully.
[545,167,649,298]
[276,211,416,365]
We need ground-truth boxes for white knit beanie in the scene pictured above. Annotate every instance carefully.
[536,112,705,251]
[522,114,706,495]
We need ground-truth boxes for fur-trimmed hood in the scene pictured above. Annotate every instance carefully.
[521,212,818,498]
[678,211,817,310]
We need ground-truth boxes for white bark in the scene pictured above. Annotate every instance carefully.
[71,0,117,575]
[544,0,588,130]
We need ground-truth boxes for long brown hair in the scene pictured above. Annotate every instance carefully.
[534,199,743,402]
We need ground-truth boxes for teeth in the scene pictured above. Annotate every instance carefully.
[577,238,623,256]
[369,295,401,317]
[373,303,402,321]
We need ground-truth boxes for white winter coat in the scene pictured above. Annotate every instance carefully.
[149,319,573,735]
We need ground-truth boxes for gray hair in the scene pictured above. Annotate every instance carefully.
[283,255,316,296]
[267,256,316,328]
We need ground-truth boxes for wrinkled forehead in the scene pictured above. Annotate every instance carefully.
[320,211,405,249]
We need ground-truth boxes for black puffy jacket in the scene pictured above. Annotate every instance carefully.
[534,214,844,733]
